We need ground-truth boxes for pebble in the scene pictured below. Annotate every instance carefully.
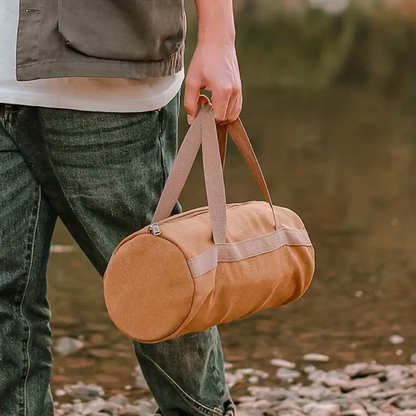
[54,337,85,356]
[303,353,331,362]
[54,358,416,416]
[270,358,297,369]
[389,335,405,345]
[276,367,302,380]
[64,382,104,399]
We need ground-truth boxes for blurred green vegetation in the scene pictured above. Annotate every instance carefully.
[185,3,416,91]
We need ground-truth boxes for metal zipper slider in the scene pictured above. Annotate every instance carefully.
[149,223,162,236]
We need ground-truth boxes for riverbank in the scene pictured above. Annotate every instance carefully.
[54,354,416,416]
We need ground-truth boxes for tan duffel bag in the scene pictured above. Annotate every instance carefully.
[103,102,315,344]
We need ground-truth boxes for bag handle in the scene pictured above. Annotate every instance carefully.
[152,103,280,244]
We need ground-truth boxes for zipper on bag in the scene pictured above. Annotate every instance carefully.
[149,223,162,236]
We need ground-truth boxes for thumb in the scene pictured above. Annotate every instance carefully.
[184,78,200,125]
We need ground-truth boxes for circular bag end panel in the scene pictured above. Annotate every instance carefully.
[104,235,194,343]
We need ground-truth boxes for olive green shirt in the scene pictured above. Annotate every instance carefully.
[17,0,186,81]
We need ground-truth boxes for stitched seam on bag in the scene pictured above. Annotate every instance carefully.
[141,354,224,416]
[188,228,312,278]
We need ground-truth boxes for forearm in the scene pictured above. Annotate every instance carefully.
[194,0,236,45]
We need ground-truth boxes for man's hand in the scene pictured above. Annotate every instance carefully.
[184,0,242,125]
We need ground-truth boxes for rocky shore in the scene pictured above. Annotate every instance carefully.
[54,353,416,416]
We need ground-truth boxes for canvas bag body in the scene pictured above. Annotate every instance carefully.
[103,104,315,343]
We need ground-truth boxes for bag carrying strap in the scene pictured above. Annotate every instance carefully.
[152,103,280,244]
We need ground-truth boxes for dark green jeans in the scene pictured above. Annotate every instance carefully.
[0,96,232,416]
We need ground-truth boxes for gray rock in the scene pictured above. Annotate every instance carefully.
[306,403,341,416]
[398,399,416,409]
[341,377,380,392]
[248,386,290,401]
[123,404,142,416]
[304,365,316,374]
[372,388,409,400]
[54,337,85,356]
[340,410,368,416]
[360,400,381,414]
[322,370,350,388]
[303,353,330,363]
[295,385,332,401]
[236,368,269,379]
[271,399,302,412]
[238,399,272,411]
[64,383,104,399]
[344,363,385,378]
[276,368,301,380]
[308,370,327,383]
[108,394,129,407]
[349,384,382,399]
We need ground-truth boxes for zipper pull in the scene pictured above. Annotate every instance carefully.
[149,223,162,236]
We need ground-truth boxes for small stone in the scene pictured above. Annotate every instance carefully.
[307,403,341,416]
[55,389,67,397]
[54,337,85,356]
[344,363,385,378]
[64,382,104,399]
[108,394,129,406]
[88,348,112,359]
[235,368,269,379]
[276,368,301,380]
[372,389,410,399]
[237,396,257,403]
[304,365,316,374]
[350,384,382,399]
[238,399,271,411]
[308,369,326,383]
[398,399,416,409]
[123,404,142,415]
[272,399,301,412]
[341,377,380,392]
[410,353,416,364]
[248,386,289,401]
[361,400,380,414]
[322,370,350,388]
[340,411,368,416]
[224,362,234,370]
[270,359,297,369]
[390,335,405,345]
[303,353,330,362]
[296,385,331,401]
[248,376,259,384]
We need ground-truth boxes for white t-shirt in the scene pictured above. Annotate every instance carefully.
[0,1,184,112]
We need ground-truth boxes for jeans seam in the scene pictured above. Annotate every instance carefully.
[144,354,223,416]
[19,185,42,416]
[157,108,168,185]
